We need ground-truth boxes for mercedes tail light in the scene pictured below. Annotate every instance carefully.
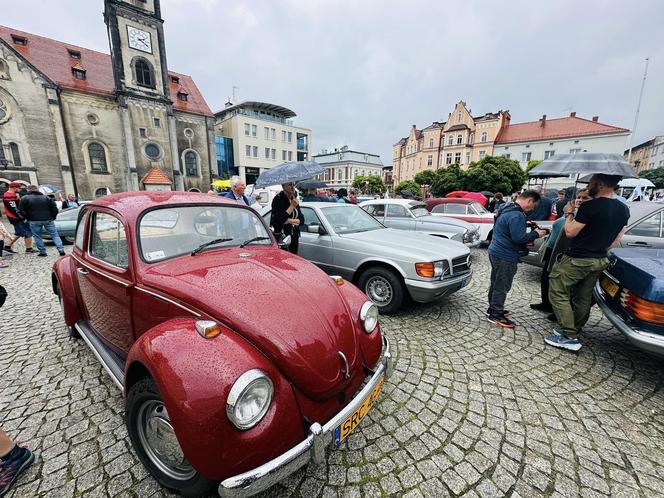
[620,289,664,325]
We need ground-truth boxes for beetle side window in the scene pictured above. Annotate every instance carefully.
[90,213,129,269]
[627,212,662,238]
[386,204,408,218]
[75,210,89,250]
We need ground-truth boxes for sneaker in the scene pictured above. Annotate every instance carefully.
[487,315,516,328]
[546,313,557,322]
[0,445,35,496]
[25,248,36,253]
[485,308,511,317]
[37,253,47,257]
[0,261,8,269]
[2,247,15,254]
[58,251,65,256]
[530,303,553,312]
[544,333,582,351]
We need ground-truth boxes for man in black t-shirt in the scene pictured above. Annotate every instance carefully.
[546,174,630,352]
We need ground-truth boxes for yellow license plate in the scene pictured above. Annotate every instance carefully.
[601,275,619,298]
[334,376,384,446]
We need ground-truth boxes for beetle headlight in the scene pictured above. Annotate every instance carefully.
[360,301,379,333]
[226,370,273,430]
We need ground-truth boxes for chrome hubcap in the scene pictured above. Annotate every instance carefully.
[136,401,195,480]
[366,276,393,305]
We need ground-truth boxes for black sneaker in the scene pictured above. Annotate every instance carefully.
[25,248,36,253]
[58,251,65,256]
[530,303,553,312]
[2,247,15,254]
[487,315,516,328]
[0,445,35,497]
[37,253,47,257]
[546,313,557,322]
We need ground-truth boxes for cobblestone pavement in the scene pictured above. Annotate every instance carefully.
[1,242,663,498]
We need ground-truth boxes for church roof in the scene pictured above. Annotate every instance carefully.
[141,166,173,185]
[0,25,213,117]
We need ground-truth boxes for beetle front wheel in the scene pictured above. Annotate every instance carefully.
[126,377,216,497]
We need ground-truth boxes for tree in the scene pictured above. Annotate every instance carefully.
[394,180,421,197]
[414,169,437,186]
[351,175,386,195]
[430,164,465,196]
[463,156,525,194]
[640,167,664,189]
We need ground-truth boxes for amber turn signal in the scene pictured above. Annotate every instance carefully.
[195,320,222,339]
[415,262,435,278]
[621,291,664,325]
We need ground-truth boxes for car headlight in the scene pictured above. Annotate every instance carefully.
[415,261,445,278]
[226,369,274,430]
[360,301,379,333]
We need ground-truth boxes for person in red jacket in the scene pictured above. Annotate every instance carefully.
[2,182,35,254]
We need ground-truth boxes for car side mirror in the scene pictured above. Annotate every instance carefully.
[307,224,326,235]
[278,235,292,248]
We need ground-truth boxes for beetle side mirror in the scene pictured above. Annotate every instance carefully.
[278,235,292,248]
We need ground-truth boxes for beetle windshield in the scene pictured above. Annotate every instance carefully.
[320,205,384,234]
[139,205,271,262]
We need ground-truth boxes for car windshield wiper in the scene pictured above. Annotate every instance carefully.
[191,238,233,256]
[240,236,271,248]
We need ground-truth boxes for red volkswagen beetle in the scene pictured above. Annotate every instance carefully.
[52,192,391,497]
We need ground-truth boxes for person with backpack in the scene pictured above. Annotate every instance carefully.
[17,185,65,257]
[487,190,547,328]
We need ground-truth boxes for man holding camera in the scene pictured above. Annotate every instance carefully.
[545,174,629,352]
[487,190,548,328]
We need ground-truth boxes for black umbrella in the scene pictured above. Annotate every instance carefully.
[400,190,413,198]
[255,161,325,188]
[297,179,328,190]
[480,191,494,197]
[528,153,637,179]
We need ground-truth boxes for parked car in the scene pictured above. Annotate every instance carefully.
[263,203,472,313]
[521,202,664,267]
[428,198,495,243]
[52,192,392,497]
[359,199,481,247]
[40,206,81,244]
[594,248,664,356]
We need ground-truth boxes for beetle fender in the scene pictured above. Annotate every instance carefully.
[52,257,82,327]
[125,318,304,481]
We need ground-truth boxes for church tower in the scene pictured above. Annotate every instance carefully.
[104,0,170,102]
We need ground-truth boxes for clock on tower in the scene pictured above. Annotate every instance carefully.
[104,0,170,99]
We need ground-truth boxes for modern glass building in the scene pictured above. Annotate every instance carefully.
[214,136,237,178]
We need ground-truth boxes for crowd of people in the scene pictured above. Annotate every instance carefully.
[486,174,630,352]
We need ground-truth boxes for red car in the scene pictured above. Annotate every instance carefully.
[427,197,495,243]
[52,192,392,497]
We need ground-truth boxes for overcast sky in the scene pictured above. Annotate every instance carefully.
[3,0,663,164]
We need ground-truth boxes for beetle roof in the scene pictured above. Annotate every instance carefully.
[88,191,237,222]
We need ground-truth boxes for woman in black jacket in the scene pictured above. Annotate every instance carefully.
[270,182,305,254]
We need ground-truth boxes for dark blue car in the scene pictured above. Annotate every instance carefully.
[594,248,664,356]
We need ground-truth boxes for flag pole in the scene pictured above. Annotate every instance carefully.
[626,58,649,165]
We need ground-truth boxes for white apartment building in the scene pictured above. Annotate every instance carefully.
[495,112,630,169]
[214,101,312,185]
[313,147,383,190]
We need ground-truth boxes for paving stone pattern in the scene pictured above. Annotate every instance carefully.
[1,243,663,497]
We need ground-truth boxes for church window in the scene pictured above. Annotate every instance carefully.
[68,50,81,60]
[9,143,21,167]
[88,143,108,173]
[0,140,5,163]
[72,68,86,80]
[145,143,161,160]
[139,128,148,138]
[11,35,27,46]
[153,117,161,128]
[184,151,198,176]
[0,59,9,80]
[0,99,8,122]
[134,58,155,88]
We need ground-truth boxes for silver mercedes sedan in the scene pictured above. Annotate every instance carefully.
[264,203,472,313]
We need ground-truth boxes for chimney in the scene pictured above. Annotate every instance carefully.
[540,114,547,127]
[570,111,576,117]
[592,116,599,122]
[412,124,416,130]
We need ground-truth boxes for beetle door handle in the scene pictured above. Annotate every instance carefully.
[77,267,89,276]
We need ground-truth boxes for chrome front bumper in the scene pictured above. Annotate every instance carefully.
[218,336,393,497]
[405,271,472,303]
[594,284,664,357]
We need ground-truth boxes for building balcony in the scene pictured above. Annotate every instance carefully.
[227,108,294,126]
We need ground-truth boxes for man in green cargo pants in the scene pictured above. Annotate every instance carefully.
[545,174,630,352]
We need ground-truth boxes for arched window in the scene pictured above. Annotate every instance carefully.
[88,143,108,173]
[9,143,21,167]
[480,131,488,143]
[456,134,463,145]
[0,139,5,162]
[0,59,9,80]
[184,150,198,176]
[134,58,155,88]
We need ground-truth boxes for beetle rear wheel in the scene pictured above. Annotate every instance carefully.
[126,377,216,497]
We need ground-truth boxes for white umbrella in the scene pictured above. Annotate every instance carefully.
[618,178,655,188]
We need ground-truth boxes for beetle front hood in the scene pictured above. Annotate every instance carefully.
[140,247,360,400]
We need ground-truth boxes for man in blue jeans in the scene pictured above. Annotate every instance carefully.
[18,185,65,257]
[487,190,547,328]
